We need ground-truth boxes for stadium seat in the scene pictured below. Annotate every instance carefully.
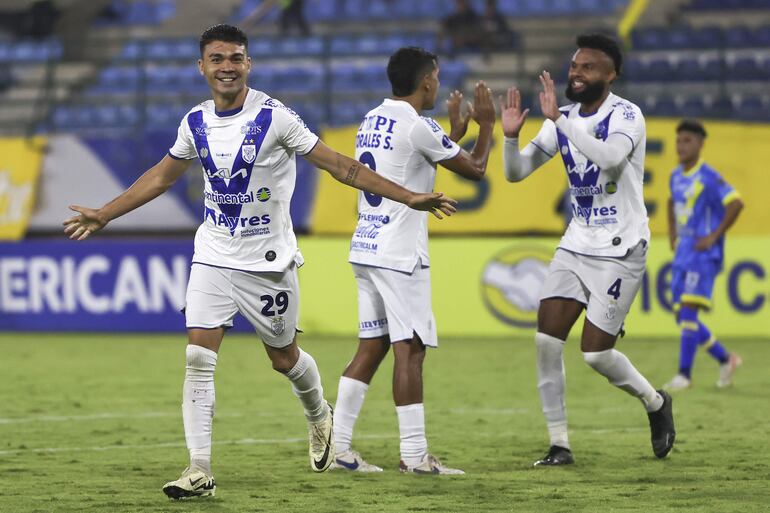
[730,57,762,80]
[753,25,770,47]
[677,58,703,81]
[647,59,675,82]
[691,25,723,49]
[701,57,723,80]
[648,97,677,117]
[725,26,753,48]
[680,97,708,117]
[632,27,667,50]
[734,96,770,120]
[711,96,734,118]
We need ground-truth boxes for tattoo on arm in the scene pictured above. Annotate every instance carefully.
[344,159,360,185]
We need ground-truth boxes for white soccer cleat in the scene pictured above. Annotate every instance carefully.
[162,467,216,499]
[663,374,692,391]
[308,401,334,472]
[329,449,384,472]
[717,353,742,388]
[399,453,465,475]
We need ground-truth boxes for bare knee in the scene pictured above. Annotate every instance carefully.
[265,340,300,373]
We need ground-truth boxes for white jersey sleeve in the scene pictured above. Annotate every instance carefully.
[411,117,461,163]
[272,103,319,155]
[530,118,559,157]
[607,101,645,151]
[169,113,198,160]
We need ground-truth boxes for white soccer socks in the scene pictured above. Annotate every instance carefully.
[396,403,428,467]
[333,376,369,454]
[182,344,217,475]
[285,349,327,422]
[535,332,570,449]
[583,349,663,412]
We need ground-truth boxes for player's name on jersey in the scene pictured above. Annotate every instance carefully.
[356,114,397,151]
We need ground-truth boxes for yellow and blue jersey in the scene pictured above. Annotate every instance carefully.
[670,160,740,270]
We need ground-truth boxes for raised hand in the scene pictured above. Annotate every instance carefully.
[447,89,472,142]
[407,192,458,220]
[499,86,530,138]
[538,70,561,121]
[63,205,108,240]
[471,80,496,127]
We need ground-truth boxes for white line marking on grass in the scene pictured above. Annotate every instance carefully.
[0,411,245,425]
[583,427,647,434]
[0,433,393,457]
[449,408,530,415]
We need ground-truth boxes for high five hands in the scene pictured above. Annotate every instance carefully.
[447,81,496,142]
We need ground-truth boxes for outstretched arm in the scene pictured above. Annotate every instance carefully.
[303,141,457,219]
[503,140,553,182]
[500,87,552,182]
[63,154,192,240]
[539,71,633,170]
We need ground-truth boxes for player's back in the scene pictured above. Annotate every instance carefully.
[349,98,459,272]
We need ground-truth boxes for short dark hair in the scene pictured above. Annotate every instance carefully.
[576,33,622,76]
[199,24,248,55]
[677,118,707,138]
[387,47,438,97]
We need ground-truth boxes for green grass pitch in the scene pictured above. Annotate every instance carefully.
[2,333,769,512]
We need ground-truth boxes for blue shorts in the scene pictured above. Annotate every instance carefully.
[671,261,719,310]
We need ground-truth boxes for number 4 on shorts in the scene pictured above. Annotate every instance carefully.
[607,278,622,300]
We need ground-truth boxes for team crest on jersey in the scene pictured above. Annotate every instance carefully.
[271,316,285,336]
[199,148,209,159]
[242,144,256,163]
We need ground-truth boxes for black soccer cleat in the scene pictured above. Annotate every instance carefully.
[533,445,574,466]
[647,389,676,458]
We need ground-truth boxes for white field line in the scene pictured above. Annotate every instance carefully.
[0,411,249,425]
[0,433,392,457]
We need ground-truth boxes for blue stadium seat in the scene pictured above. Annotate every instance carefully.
[632,28,667,50]
[730,57,762,80]
[734,96,769,120]
[622,58,644,81]
[275,36,323,56]
[753,25,770,47]
[711,96,734,118]
[648,97,677,117]
[691,25,723,49]
[666,26,697,49]
[330,64,359,92]
[647,59,675,82]
[680,97,707,117]
[701,57,723,80]
[677,58,703,81]
[725,26,753,48]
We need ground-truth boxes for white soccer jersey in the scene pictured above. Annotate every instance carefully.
[348,99,461,272]
[531,92,650,257]
[169,88,318,272]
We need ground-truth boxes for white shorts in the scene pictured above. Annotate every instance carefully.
[539,242,647,336]
[352,263,437,347]
[184,263,299,348]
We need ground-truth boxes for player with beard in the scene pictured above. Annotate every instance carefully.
[500,33,676,466]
